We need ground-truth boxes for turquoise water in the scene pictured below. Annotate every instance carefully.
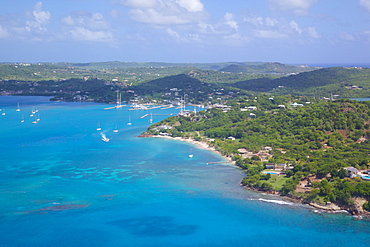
[0,96,370,247]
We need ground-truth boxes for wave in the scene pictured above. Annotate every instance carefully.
[255,198,294,205]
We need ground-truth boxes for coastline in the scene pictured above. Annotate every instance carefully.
[139,134,370,219]
[145,135,234,163]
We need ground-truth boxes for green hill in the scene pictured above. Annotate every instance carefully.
[232,67,370,98]
[145,97,370,212]
[220,62,316,74]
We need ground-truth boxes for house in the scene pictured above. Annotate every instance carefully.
[276,163,287,171]
[345,167,360,178]
[247,106,257,111]
[237,148,248,154]
[265,163,275,169]
[290,102,304,107]
[264,146,272,151]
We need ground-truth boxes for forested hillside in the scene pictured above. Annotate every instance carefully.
[146,97,370,213]
[232,67,370,98]
[220,62,315,74]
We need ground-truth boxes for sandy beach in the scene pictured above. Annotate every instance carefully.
[148,135,234,163]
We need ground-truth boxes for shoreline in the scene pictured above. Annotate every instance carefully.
[145,135,234,163]
[139,134,370,219]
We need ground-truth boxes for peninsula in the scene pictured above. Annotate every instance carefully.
[143,95,370,217]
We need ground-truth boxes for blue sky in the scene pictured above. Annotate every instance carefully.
[0,0,370,64]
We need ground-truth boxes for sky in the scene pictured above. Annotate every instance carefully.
[0,0,370,64]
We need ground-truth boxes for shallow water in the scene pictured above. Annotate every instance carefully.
[0,96,369,247]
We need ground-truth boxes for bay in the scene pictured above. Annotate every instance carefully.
[0,96,369,247]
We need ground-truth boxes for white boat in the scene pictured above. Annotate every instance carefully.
[16,103,20,112]
[96,121,102,131]
[189,149,193,158]
[1,109,5,116]
[127,116,132,125]
[149,113,153,123]
[20,114,24,123]
[101,134,109,142]
[113,123,118,133]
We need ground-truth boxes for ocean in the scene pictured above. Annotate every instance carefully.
[0,96,369,247]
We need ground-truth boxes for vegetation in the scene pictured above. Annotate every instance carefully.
[146,96,370,213]
[232,67,370,98]
[2,60,370,214]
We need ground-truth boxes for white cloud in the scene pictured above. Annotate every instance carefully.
[25,1,51,32]
[0,25,9,39]
[33,2,51,25]
[61,16,75,26]
[290,20,302,34]
[244,14,320,40]
[269,0,317,15]
[360,0,370,12]
[120,0,157,9]
[69,27,113,42]
[61,12,113,42]
[223,13,238,31]
[120,0,207,25]
[176,0,204,12]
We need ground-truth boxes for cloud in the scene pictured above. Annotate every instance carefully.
[269,0,317,15]
[360,0,370,12]
[243,14,320,40]
[69,27,113,42]
[223,13,238,31]
[26,1,51,31]
[176,0,204,12]
[120,0,207,25]
[61,12,113,42]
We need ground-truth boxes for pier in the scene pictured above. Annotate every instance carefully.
[141,113,174,118]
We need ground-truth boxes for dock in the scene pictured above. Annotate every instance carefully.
[141,113,174,118]
[104,105,130,110]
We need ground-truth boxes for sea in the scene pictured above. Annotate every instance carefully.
[0,96,369,247]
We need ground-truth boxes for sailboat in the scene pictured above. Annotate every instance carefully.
[16,103,21,112]
[30,106,35,117]
[149,113,153,123]
[189,149,193,158]
[113,123,118,133]
[127,116,132,125]
[96,121,102,131]
[1,109,5,116]
[32,115,38,124]
[20,114,24,123]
